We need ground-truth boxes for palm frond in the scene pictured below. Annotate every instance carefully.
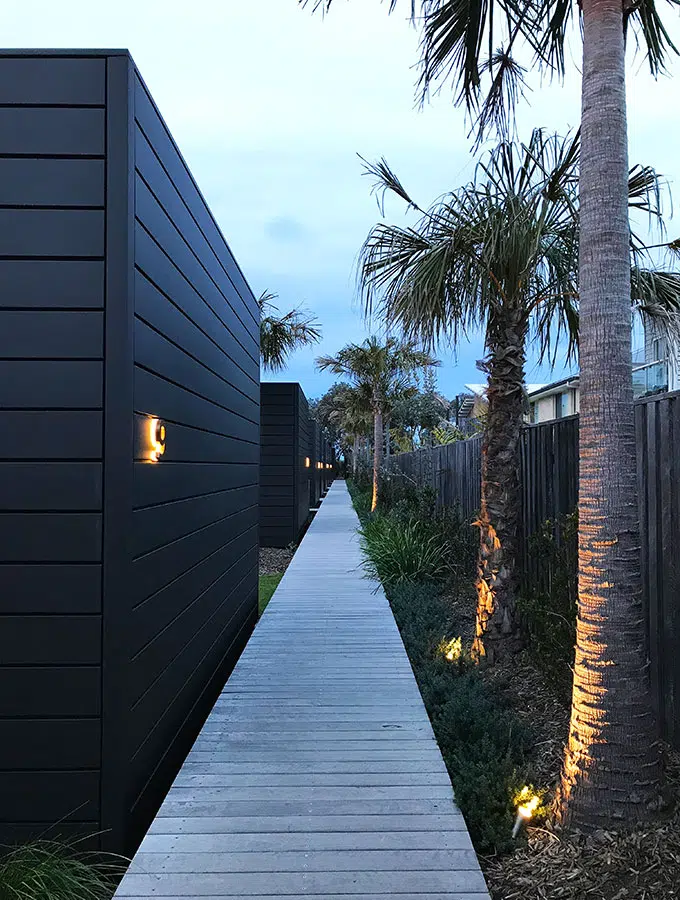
[259,290,321,373]
[473,44,529,145]
[626,0,680,77]
[359,155,419,214]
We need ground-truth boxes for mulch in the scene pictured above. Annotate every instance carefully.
[446,581,680,900]
[477,633,680,900]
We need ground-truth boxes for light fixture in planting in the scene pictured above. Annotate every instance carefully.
[512,786,540,838]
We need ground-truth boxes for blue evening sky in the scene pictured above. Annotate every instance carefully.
[6,2,679,401]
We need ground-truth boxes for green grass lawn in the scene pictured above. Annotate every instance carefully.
[258,573,283,616]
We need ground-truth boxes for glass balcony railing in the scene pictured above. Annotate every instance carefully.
[632,360,668,398]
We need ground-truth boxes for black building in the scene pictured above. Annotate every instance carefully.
[260,382,311,547]
[0,51,259,854]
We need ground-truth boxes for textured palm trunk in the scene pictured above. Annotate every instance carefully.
[472,305,526,663]
[371,408,383,512]
[352,435,359,477]
[557,0,660,827]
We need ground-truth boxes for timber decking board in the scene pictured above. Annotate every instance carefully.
[114,481,489,899]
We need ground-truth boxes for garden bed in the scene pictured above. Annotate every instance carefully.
[347,477,680,900]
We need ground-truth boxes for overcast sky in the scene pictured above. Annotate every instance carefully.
[6,1,679,400]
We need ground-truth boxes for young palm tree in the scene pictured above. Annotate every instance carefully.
[316,337,437,510]
[305,0,679,830]
[259,291,321,373]
[331,384,374,476]
[360,133,680,822]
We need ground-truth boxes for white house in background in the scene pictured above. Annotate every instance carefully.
[526,324,680,424]
[527,376,580,424]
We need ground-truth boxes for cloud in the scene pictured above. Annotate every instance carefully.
[264,216,308,243]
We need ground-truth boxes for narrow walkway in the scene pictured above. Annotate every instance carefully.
[116,481,490,899]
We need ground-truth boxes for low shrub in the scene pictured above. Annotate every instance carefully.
[0,841,124,900]
[359,516,453,586]
[387,582,536,854]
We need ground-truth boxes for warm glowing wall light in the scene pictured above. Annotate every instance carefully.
[305,457,310,468]
[149,417,166,462]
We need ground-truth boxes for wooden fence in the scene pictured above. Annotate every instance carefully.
[385,392,680,749]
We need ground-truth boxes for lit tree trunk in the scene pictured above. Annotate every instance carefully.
[352,434,359,477]
[557,0,660,827]
[472,304,525,663]
[371,407,383,512]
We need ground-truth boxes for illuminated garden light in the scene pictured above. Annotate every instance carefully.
[512,786,540,838]
[439,636,462,662]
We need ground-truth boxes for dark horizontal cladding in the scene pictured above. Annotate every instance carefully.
[0,361,103,408]
[133,367,258,442]
[132,74,257,329]
[130,507,257,608]
[0,260,104,308]
[133,183,257,371]
[129,548,257,717]
[132,415,256,465]
[132,484,257,558]
[0,310,103,358]
[0,107,105,156]
[134,131,257,344]
[130,530,257,655]
[0,615,101,665]
[126,580,257,833]
[0,666,101,717]
[134,318,258,425]
[0,208,104,257]
[134,267,257,400]
[0,718,101,769]
[0,158,105,207]
[0,564,101,614]
[0,56,107,105]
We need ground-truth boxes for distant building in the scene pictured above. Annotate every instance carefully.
[633,320,680,398]
[527,377,580,424]
[525,326,680,424]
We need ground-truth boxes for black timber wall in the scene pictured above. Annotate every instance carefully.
[260,383,310,547]
[0,51,259,854]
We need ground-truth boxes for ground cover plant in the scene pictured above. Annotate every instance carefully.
[348,476,540,853]
[0,841,125,900]
[348,475,680,896]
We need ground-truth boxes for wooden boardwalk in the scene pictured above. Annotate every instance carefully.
[115,481,490,899]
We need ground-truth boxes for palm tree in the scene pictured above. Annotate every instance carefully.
[316,337,437,510]
[259,291,321,372]
[304,0,679,830]
[312,383,373,475]
[360,133,680,823]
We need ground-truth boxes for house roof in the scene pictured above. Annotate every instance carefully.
[527,375,580,400]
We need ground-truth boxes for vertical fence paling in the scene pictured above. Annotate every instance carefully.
[385,394,680,749]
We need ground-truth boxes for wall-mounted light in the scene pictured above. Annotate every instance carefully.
[149,417,166,462]
[305,457,310,468]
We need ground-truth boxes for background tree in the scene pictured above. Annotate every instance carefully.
[360,133,680,672]
[310,383,373,473]
[259,291,321,372]
[305,0,680,831]
[316,337,437,510]
[390,389,449,451]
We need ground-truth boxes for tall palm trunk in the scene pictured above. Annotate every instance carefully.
[557,0,660,827]
[352,435,359,477]
[371,407,383,512]
[472,304,525,663]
